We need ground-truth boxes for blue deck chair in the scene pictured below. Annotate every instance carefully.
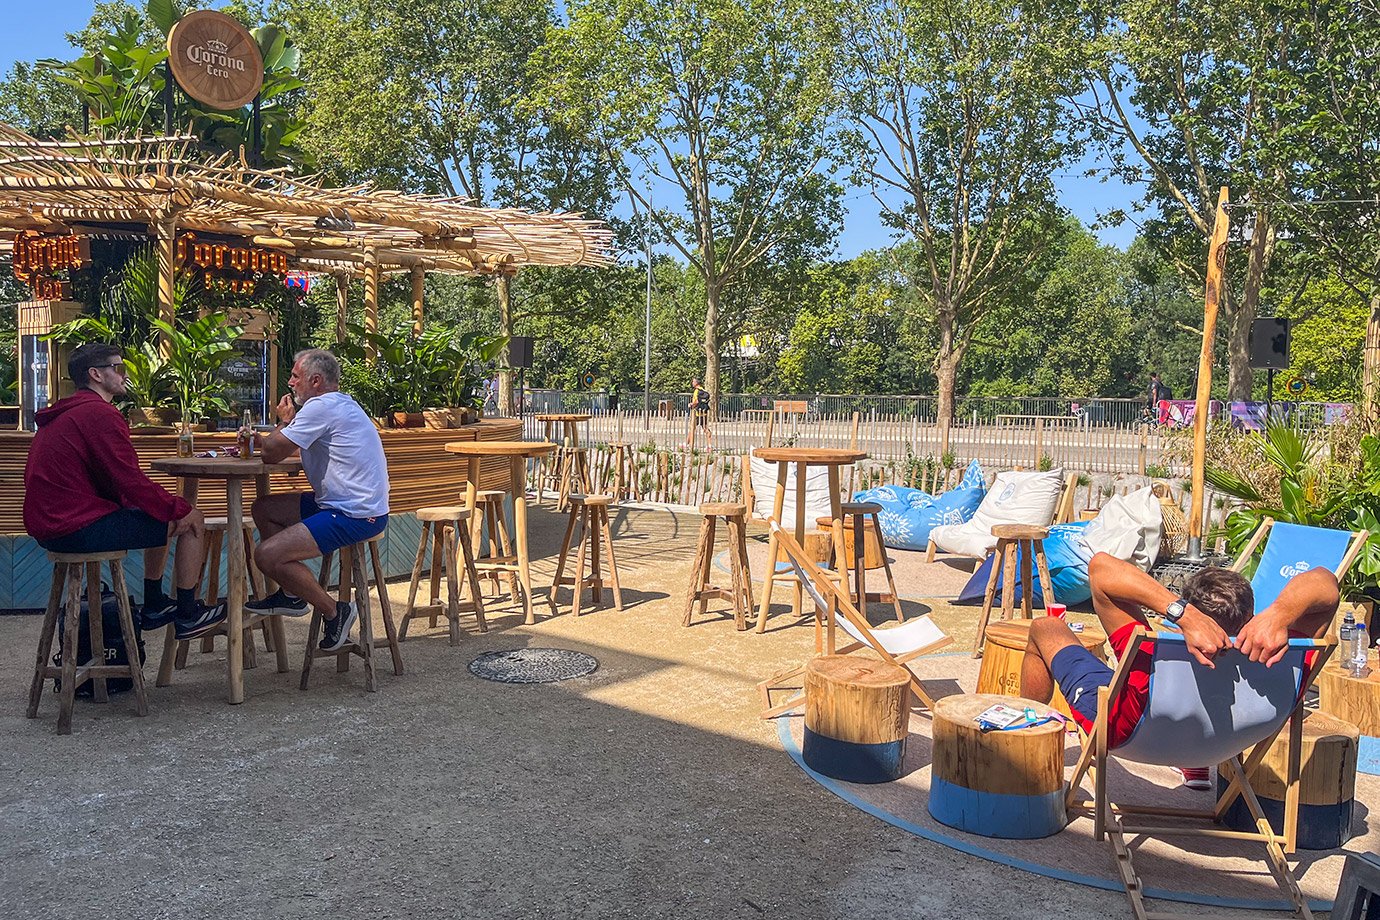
[1065,628,1335,920]
[1229,518,1367,613]
[756,520,952,719]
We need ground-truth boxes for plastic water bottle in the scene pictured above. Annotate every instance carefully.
[1352,623,1369,677]
[1340,612,1356,670]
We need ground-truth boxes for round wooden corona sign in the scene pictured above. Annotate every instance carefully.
[168,10,264,111]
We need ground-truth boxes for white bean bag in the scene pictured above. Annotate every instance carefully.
[928,468,1065,558]
[750,456,833,525]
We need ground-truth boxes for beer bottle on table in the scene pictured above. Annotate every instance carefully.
[177,421,194,458]
[237,409,255,458]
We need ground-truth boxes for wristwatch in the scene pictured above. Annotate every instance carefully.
[1164,598,1189,625]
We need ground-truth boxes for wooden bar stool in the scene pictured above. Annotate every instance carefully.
[551,494,623,616]
[27,550,148,734]
[166,517,286,677]
[835,501,906,623]
[683,502,754,630]
[974,523,1055,658]
[555,446,591,512]
[608,442,633,502]
[401,506,487,645]
[301,534,403,691]
[474,489,519,602]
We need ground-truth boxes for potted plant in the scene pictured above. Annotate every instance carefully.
[153,313,243,428]
[44,314,176,424]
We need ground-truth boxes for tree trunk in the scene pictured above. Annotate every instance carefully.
[1226,213,1276,400]
[703,282,722,417]
[496,273,515,417]
[1364,290,1380,419]
[934,307,963,458]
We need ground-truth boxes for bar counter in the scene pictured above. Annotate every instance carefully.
[0,418,522,608]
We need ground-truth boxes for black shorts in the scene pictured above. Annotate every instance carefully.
[692,409,710,427]
[39,509,169,554]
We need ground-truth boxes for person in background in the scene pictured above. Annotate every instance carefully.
[1148,372,1173,410]
[683,376,715,449]
[248,349,389,652]
[23,342,224,640]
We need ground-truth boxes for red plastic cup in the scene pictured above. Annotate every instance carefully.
[1046,603,1067,619]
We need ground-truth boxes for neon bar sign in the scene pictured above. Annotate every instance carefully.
[177,231,290,294]
[11,231,90,300]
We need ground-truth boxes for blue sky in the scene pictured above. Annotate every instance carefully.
[1,0,1142,257]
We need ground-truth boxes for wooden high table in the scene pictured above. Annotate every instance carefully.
[149,455,298,704]
[444,440,557,626]
[754,447,868,633]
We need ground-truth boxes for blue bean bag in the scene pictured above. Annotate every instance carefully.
[954,521,1096,607]
[853,461,986,551]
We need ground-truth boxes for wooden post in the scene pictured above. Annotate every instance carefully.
[1189,187,1230,556]
[334,271,349,344]
[1364,292,1380,420]
[155,212,177,356]
[363,247,379,362]
[410,264,425,334]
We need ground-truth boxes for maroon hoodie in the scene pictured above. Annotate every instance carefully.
[23,388,191,540]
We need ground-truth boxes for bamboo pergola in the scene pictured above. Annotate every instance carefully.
[0,125,613,335]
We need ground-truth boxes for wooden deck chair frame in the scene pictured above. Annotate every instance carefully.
[756,520,952,719]
[1064,626,1335,920]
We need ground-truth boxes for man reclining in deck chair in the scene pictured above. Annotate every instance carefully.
[1020,553,1339,789]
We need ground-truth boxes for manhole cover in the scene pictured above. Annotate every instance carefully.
[468,648,599,684]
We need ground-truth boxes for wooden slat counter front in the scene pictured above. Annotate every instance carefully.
[0,418,522,531]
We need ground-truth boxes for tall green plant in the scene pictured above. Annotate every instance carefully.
[335,321,506,413]
[152,313,243,421]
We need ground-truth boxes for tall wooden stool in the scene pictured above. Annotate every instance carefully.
[683,502,754,630]
[817,502,905,623]
[974,523,1055,658]
[301,535,402,691]
[167,517,285,677]
[401,506,487,645]
[27,551,148,734]
[555,446,590,512]
[552,494,623,616]
[608,442,633,502]
[473,489,519,602]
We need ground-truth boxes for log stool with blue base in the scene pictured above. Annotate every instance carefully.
[1217,710,1359,852]
[1318,665,1380,775]
[27,550,148,735]
[802,656,909,784]
[929,692,1067,838]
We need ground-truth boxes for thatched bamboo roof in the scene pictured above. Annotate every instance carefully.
[0,126,613,276]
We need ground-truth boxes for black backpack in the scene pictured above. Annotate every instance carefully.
[52,588,146,696]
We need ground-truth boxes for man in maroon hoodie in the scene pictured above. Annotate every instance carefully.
[24,342,226,641]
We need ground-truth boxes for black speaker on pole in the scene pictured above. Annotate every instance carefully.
[1249,317,1290,370]
[508,336,534,369]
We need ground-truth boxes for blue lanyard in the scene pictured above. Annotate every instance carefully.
[978,709,1068,733]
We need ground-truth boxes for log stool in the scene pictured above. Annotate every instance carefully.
[974,524,1055,658]
[401,506,487,645]
[929,693,1067,838]
[1318,666,1380,775]
[165,517,285,678]
[551,494,622,616]
[26,551,148,734]
[473,489,519,602]
[802,656,909,783]
[976,619,1107,720]
[301,535,402,691]
[1217,711,1360,852]
[683,502,754,630]
[816,502,905,623]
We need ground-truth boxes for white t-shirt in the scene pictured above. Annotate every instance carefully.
[281,391,389,519]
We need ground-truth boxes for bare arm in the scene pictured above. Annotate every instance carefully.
[1088,553,1229,667]
[1236,568,1340,666]
[259,394,301,465]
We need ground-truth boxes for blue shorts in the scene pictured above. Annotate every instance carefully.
[299,493,387,555]
[1050,643,1114,727]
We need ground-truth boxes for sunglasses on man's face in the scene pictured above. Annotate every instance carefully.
[93,363,128,375]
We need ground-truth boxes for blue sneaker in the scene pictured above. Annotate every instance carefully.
[319,602,358,652]
[245,588,309,618]
[141,600,179,631]
[175,602,228,641]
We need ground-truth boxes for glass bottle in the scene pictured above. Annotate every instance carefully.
[237,409,255,459]
[1340,611,1356,671]
[177,421,195,458]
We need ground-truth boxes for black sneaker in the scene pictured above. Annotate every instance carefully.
[141,600,179,630]
[245,588,309,618]
[319,601,358,652]
[175,602,228,641]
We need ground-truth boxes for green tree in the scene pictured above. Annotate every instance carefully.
[532,0,843,413]
[836,0,1085,442]
[0,63,83,137]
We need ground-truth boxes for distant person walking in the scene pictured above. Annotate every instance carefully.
[1148,372,1173,408]
[684,376,715,449]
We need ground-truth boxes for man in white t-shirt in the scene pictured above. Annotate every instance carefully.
[248,349,390,652]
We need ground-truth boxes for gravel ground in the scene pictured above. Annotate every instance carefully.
[0,506,1263,919]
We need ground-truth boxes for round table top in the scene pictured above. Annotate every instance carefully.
[933,692,1067,734]
[984,618,1107,652]
[535,413,591,422]
[151,456,267,477]
[444,440,556,457]
[753,447,868,465]
[806,654,909,688]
